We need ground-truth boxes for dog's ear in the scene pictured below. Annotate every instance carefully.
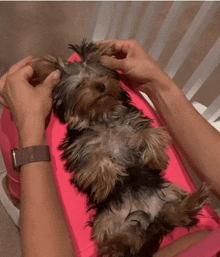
[31,56,64,86]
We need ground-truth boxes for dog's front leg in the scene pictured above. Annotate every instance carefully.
[130,126,170,170]
[73,152,127,203]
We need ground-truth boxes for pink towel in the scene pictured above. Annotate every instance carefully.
[1,52,220,257]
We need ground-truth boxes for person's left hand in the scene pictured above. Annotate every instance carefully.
[0,56,61,131]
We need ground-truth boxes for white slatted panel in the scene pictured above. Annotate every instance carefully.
[149,2,187,61]
[86,2,102,41]
[202,94,220,123]
[135,2,162,46]
[90,1,220,122]
[91,2,115,42]
[164,1,220,78]
[106,2,127,40]
[182,37,220,100]
[118,2,143,40]
[193,101,220,131]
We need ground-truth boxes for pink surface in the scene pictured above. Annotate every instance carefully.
[1,53,220,256]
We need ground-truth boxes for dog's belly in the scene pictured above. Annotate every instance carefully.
[95,124,138,167]
[109,182,180,222]
[93,183,181,244]
[93,190,166,244]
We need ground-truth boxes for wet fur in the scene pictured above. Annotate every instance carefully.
[32,39,210,257]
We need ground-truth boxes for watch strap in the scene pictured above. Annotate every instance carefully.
[12,145,51,171]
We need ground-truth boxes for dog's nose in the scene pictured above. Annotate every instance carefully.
[96,83,106,93]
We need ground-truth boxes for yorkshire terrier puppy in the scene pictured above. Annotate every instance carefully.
[32,39,210,257]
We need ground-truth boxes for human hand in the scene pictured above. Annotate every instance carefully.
[0,56,60,133]
[95,39,173,94]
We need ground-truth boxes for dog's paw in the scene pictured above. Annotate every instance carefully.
[187,183,211,213]
[163,183,211,227]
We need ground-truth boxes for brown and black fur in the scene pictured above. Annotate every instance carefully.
[32,39,210,257]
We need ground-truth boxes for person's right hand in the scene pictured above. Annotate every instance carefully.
[0,56,60,132]
[95,39,172,93]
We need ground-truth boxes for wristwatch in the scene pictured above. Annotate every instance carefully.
[11,145,51,171]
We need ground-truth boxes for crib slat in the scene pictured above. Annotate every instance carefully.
[107,2,127,40]
[164,1,220,79]
[193,100,220,124]
[118,2,143,40]
[86,2,103,41]
[149,2,187,61]
[202,94,220,123]
[135,2,162,46]
[182,37,220,101]
[91,2,115,42]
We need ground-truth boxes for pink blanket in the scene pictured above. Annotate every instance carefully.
[1,53,220,256]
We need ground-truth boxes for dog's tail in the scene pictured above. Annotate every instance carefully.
[98,210,165,257]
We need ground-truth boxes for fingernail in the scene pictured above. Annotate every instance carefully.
[53,69,61,78]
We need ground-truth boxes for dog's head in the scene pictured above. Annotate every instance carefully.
[32,39,129,129]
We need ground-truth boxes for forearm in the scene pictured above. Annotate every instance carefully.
[19,121,75,257]
[143,80,220,198]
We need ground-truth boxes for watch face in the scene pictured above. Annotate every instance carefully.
[11,148,19,171]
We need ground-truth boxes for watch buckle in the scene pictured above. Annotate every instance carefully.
[11,148,20,172]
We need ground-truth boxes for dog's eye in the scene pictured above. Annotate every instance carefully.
[75,81,86,89]
[76,83,82,89]
[96,83,106,93]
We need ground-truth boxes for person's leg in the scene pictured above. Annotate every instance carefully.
[153,230,210,257]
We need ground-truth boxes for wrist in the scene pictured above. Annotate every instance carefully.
[141,75,177,99]
[141,79,183,119]
[18,118,47,148]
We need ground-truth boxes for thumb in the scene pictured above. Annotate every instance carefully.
[100,56,125,71]
[41,69,61,89]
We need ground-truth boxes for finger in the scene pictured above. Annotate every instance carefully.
[100,56,125,71]
[0,95,8,108]
[0,73,7,92]
[95,39,116,46]
[41,70,61,90]
[17,64,34,81]
[8,56,34,75]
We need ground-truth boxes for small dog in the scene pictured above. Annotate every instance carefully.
[32,39,210,257]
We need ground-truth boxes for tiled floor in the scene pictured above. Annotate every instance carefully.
[0,104,23,257]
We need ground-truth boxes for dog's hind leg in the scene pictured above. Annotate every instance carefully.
[161,183,210,227]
